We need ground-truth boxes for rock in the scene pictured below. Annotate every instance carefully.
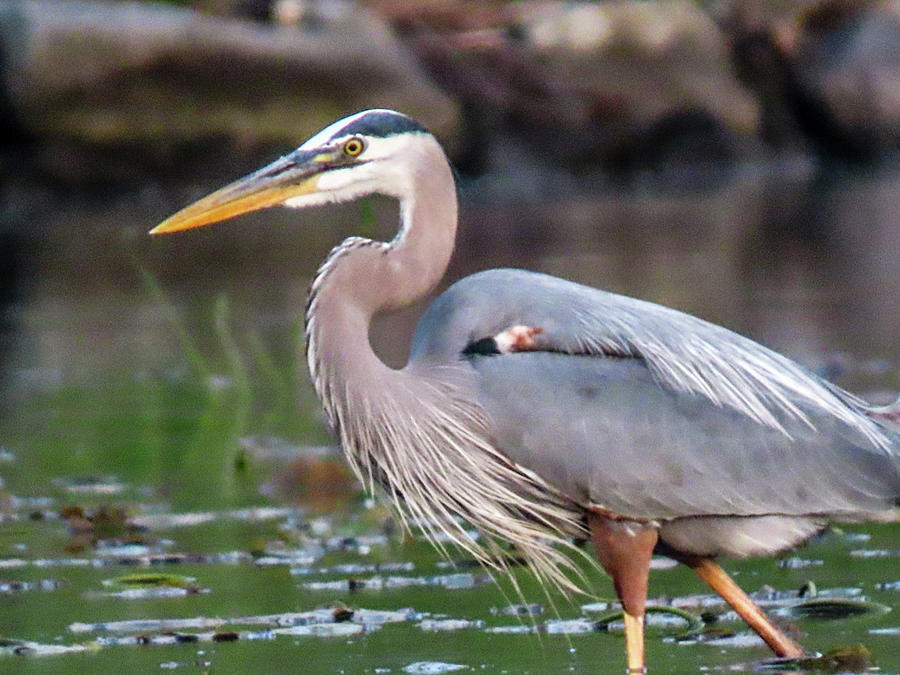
[793,0,900,156]
[0,0,457,181]
[721,0,900,158]
[382,0,760,175]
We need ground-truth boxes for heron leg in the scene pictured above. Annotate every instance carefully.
[677,555,804,658]
[587,512,659,674]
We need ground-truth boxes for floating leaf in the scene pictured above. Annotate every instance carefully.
[105,573,197,589]
[753,644,872,673]
[774,598,890,620]
[595,606,704,634]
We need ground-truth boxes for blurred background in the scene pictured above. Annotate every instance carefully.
[0,0,899,672]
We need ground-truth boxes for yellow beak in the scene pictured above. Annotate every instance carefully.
[149,150,328,235]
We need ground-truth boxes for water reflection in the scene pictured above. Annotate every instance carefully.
[2,162,898,397]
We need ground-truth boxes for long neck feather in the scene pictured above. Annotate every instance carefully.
[302,140,588,596]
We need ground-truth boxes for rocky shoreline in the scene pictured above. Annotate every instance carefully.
[0,0,897,187]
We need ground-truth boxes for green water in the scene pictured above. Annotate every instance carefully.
[1,363,898,673]
[1,167,899,673]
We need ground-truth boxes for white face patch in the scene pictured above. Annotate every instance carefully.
[284,132,432,209]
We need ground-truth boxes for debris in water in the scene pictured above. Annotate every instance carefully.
[23,551,253,570]
[92,586,203,600]
[649,556,678,570]
[598,607,702,632]
[484,625,536,634]
[239,437,338,461]
[776,557,823,569]
[353,608,417,624]
[670,630,765,649]
[403,662,467,674]
[544,618,598,634]
[133,507,298,530]
[839,532,871,542]
[850,548,897,558]
[290,561,414,576]
[418,619,483,631]
[491,603,543,617]
[869,626,900,635]
[69,607,417,636]
[580,601,613,613]
[71,617,226,634]
[0,578,64,593]
[254,552,320,567]
[274,623,367,637]
[2,641,88,656]
[302,573,483,592]
[53,476,126,495]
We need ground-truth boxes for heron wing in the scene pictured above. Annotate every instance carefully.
[408,268,900,519]
[471,351,899,519]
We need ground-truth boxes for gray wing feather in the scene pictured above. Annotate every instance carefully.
[472,352,898,519]
[408,269,900,520]
[411,269,893,451]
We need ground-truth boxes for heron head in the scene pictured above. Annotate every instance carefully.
[150,109,433,235]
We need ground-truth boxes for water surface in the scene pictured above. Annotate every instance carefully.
[1,162,898,673]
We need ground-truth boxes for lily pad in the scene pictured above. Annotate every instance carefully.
[595,606,704,635]
[774,598,890,620]
[104,573,197,589]
[753,644,872,673]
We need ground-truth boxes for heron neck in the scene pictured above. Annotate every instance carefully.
[305,145,458,404]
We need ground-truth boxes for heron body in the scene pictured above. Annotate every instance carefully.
[153,109,900,673]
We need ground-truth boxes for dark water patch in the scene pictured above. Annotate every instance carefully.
[492,603,543,617]
[773,598,891,621]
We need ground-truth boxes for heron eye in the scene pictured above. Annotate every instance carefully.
[343,137,365,157]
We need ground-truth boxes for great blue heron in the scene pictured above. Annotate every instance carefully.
[151,109,900,673]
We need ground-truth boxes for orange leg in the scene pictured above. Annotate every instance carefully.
[678,555,805,658]
[588,513,659,674]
